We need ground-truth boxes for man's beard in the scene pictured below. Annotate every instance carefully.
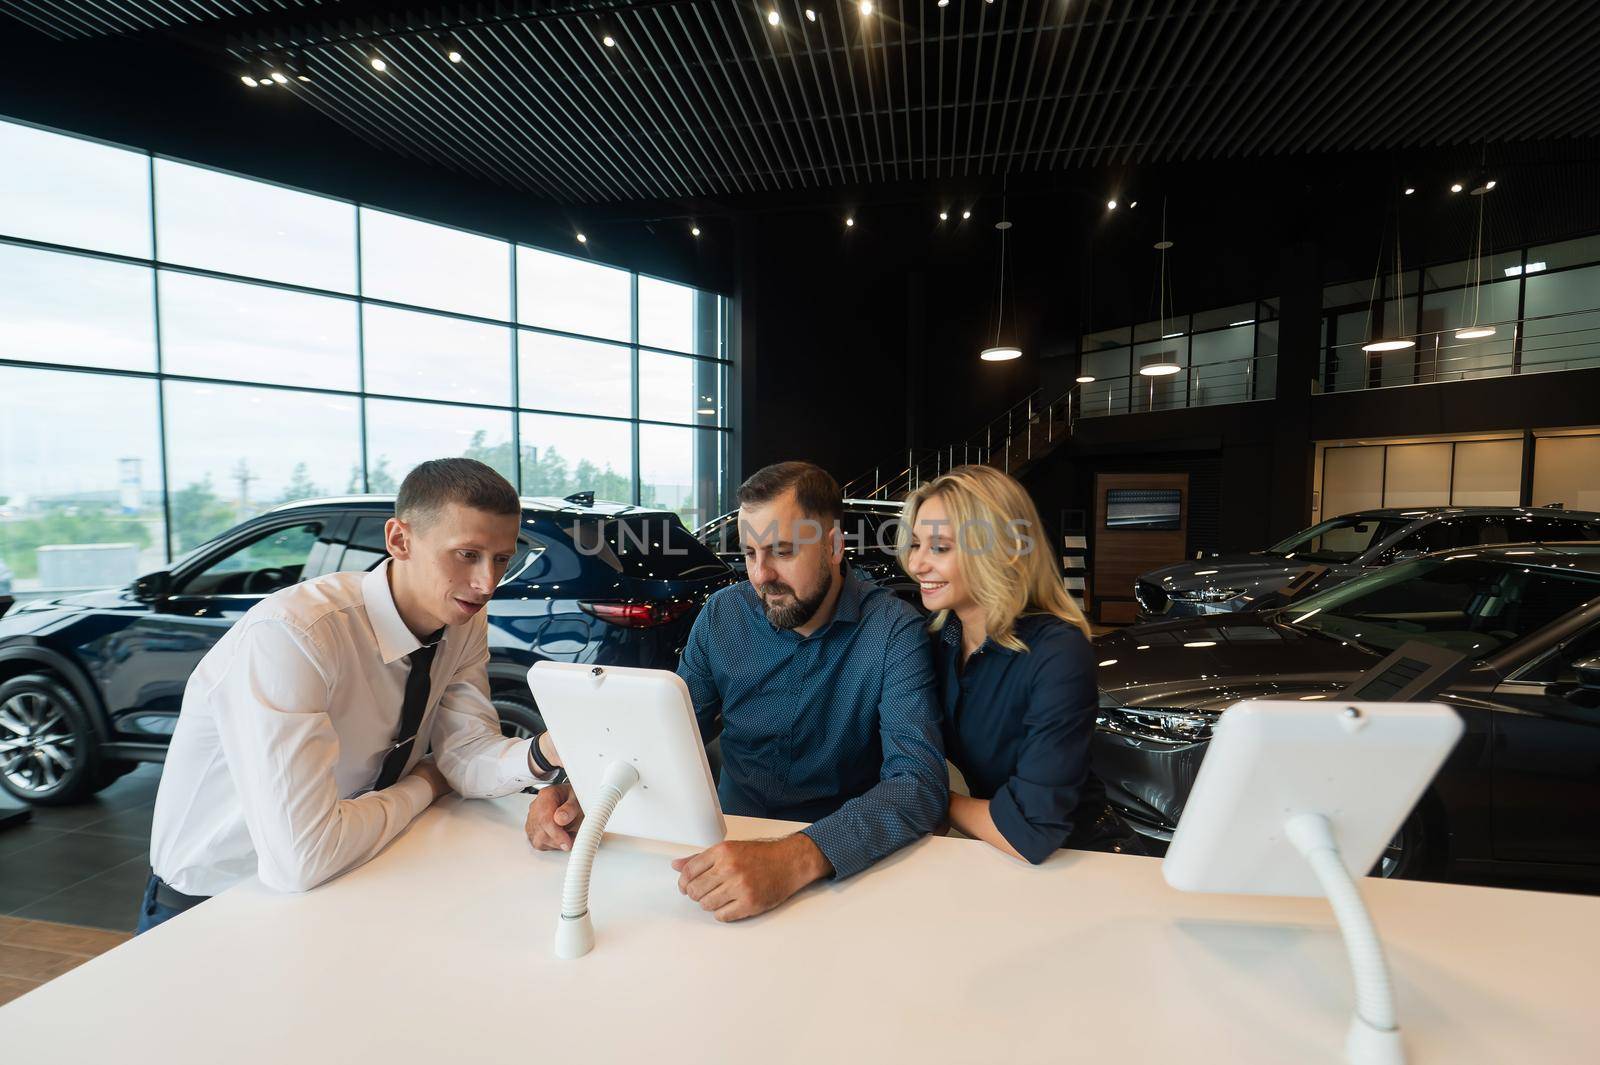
[757,560,833,630]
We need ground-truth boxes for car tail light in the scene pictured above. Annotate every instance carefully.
[578,599,695,629]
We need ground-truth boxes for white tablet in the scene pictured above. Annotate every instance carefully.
[1162,700,1462,896]
[527,661,726,848]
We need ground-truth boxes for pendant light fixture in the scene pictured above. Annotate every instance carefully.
[1140,200,1182,377]
[980,181,1022,362]
[1361,187,1416,353]
[1455,168,1498,340]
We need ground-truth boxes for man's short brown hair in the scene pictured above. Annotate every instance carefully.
[736,461,843,524]
[395,458,519,528]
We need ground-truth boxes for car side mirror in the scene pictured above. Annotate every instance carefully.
[133,570,173,602]
[1573,656,1600,692]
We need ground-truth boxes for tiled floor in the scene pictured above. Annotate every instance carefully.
[0,763,160,932]
[0,916,129,1005]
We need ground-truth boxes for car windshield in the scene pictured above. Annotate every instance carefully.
[1282,555,1600,659]
[1268,515,1411,563]
[561,515,729,580]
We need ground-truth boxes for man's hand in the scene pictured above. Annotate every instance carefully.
[524,782,585,851]
[670,835,832,922]
[408,760,450,801]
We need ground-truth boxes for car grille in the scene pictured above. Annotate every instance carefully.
[1134,579,1169,615]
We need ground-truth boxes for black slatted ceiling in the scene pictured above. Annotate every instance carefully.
[6,0,1600,203]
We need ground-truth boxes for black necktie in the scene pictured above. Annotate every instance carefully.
[374,628,444,791]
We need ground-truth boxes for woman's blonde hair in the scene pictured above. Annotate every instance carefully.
[895,464,1091,650]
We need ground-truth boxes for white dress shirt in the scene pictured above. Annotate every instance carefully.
[150,559,541,896]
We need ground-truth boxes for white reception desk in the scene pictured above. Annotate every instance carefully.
[4,794,1596,1063]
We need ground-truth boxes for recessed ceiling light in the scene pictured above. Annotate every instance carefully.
[602,34,617,47]
[1404,186,1416,195]
[806,8,817,20]
[241,75,259,87]
[448,50,463,63]
[691,225,701,237]
[1129,200,1138,208]
[859,0,874,15]
[269,71,288,85]
[961,209,971,220]
[576,232,588,244]
[1450,182,1463,193]
[1106,199,1118,210]
[767,9,781,26]
[845,216,855,227]
[939,211,949,220]
[296,74,311,82]
[370,56,387,72]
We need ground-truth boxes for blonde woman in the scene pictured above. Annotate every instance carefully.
[898,465,1141,863]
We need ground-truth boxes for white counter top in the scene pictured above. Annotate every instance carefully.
[4,793,1596,1063]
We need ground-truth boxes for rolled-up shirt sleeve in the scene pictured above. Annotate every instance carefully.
[213,619,434,893]
[987,628,1098,865]
[429,613,542,798]
[801,612,947,879]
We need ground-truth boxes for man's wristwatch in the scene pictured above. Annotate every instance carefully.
[529,731,567,785]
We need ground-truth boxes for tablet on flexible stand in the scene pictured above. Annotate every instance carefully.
[1162,699,1462,1065]
[527,661,726,959]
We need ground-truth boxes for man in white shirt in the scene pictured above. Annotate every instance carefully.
[141,458,559,933]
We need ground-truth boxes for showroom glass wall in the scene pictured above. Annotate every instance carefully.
[0,118,731,596]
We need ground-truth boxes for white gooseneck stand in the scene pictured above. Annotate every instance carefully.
[1285,813,1405,1065]
[553,761,640,960]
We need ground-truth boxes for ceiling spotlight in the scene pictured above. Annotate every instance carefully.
[1076,375,1096,384]
[241,75,259,87]
[806,8,817,20]
[269,71,288,85]
[961,209,971,220]
[576,232,588,244]
[938,0,949,6]
[1404,186,1416,195]
[691,225,701,237]
[296,74,311,82]
[448,49,464,63]
[767,9,781,26]
[845,216,855,227]
[1450,182,1463,193]
[602,34,617,47]
[939,211,949,221]
[1486,179,1497,190]
[1106,199,1118,210]
[859,0,873,15]
[370,56,388,72]
[1129,200,1138,208]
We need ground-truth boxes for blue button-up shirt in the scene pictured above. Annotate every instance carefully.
[676,565,947,879]
[934,613,1101,864]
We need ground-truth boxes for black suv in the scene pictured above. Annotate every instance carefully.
[1096,543,1600,886]
[0,495,735,806]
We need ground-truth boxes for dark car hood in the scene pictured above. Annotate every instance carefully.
[1095,613,1382,711]
[1143,553,1324,596]
[8,587,141,616]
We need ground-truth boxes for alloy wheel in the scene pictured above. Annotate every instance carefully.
[0,690,79,795]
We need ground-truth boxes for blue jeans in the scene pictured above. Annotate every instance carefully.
[135,873,205,935]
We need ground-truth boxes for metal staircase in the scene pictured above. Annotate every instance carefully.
[842,383,1083,501]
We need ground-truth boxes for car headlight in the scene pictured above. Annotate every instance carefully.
[1169,586,1244,603]
[1096,704,1220,744]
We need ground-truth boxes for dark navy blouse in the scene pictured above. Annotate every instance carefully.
[934,612,1101,864]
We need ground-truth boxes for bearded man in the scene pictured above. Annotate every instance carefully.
[524,461,946,921]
